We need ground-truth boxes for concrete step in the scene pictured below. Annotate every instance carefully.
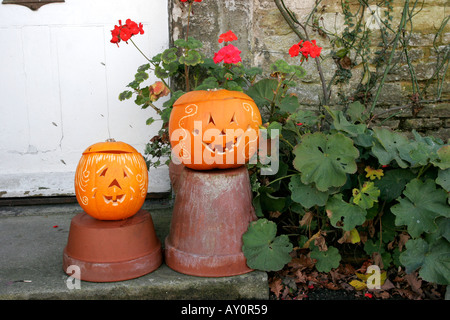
[0,199,268,300]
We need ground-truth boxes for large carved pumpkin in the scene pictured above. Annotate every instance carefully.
[74,140,148,220]
[169,89,262,170]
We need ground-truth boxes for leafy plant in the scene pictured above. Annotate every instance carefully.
[244,96,449,284]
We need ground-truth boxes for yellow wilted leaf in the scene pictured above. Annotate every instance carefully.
[301,230,322,249]
[349,228,360,244]
[356,270,387,285]
[349,280,367,291]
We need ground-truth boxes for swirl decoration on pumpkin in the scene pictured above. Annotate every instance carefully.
[75,153,148,204]
[75,156,91,205]
[177,104,198,160]
[242,103,260,159]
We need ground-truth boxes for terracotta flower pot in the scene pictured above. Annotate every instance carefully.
[168,159,184,195]
[63,209,162,282]
[165,165,256,277]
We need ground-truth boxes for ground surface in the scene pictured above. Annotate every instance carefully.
[268,248,446,300]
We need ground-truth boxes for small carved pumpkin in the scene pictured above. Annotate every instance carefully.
[74,140,148,220]
[169,89,262,170]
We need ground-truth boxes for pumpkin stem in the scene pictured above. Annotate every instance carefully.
[106,138,116,142]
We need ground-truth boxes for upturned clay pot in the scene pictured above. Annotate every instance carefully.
[168,160,184,195]
[165,165,256,277]
[63,209,162,282]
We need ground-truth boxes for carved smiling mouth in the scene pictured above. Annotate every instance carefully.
[103,194,126,206]
[197,125,257,155]
[202,136,242,154]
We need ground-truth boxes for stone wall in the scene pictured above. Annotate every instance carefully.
[169,0,449,141]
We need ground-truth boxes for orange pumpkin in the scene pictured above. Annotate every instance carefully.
[169,89,262,170]
[74,140,148,220]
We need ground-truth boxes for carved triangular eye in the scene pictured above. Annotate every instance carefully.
[230,113,238,124]
[123,170,128,178]
[208,113,216,125]
[100,168,108,177]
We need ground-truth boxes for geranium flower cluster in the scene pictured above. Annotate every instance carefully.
[289,40,322,60]
[213,30,242,64]
[110,19,144,47]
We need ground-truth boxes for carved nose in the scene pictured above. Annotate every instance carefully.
[109,179,121,189]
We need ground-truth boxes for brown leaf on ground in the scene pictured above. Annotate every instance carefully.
[404,272,423,296]
[398,233,410,252]
[313,235,328,251]
[269,278,283,298]
[299,211,314,227]
[287,254,315,271]
[295,269,308,283]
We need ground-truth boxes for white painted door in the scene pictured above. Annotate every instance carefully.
[0,0,171,197]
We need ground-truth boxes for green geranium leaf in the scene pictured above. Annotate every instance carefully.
[352,181,380,210]
[162,61,179,76]
[331,110,366,137]
[400,238,450,285]
[195,77,219,90]
[399,238,428,273]
[242,219,293,271]
[293,132,359,192]
[186,36,203,49]
[179,50,203,66]
[279,94,299,114]
[246,79,277,108]
[260,192,286,212]
[118,90,133,101]
[391,179,450,238]
[374,169,416,202]
[326,194,367,231]
[371,127,411,168]
[363,239,393,268]
[347,101,369,123]
[266,121,282,139]
[436,169,450,191]
[160,107,172,124]
[288,110,319,127]
[270,59,294,74]
[137,63,151,72]
[154,65,169,79]
[432,145,450,170]
[245,67,263,78]
[289,175,329,209]
[310,246,341,272]
[173,38,187,48]
[134,71,149,82]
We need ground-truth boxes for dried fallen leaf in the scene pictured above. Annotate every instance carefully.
[349,279,367,291]
[295,269,307,283]
[269,278,284,298]
[299,211,314,227]
[338,228,361,244]
[302,230,324,249]
[398,233,410,252]
[313,235,328,251]
[404,272,423,296]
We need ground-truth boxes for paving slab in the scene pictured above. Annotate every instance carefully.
[0,199,268,300]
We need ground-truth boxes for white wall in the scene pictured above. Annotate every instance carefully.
[0,0,171,197]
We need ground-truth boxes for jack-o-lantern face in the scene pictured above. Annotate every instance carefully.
[74,140,148,220]
[169,89,262,170]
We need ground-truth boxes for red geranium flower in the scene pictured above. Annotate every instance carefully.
[289,40,322,60]
[218,30,238,43]
[110,19,144,47]
[213,44,242,64]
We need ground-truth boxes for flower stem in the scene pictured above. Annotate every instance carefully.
[130,38,151,62]
[184,2,193,92]
[130,39,171,92]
